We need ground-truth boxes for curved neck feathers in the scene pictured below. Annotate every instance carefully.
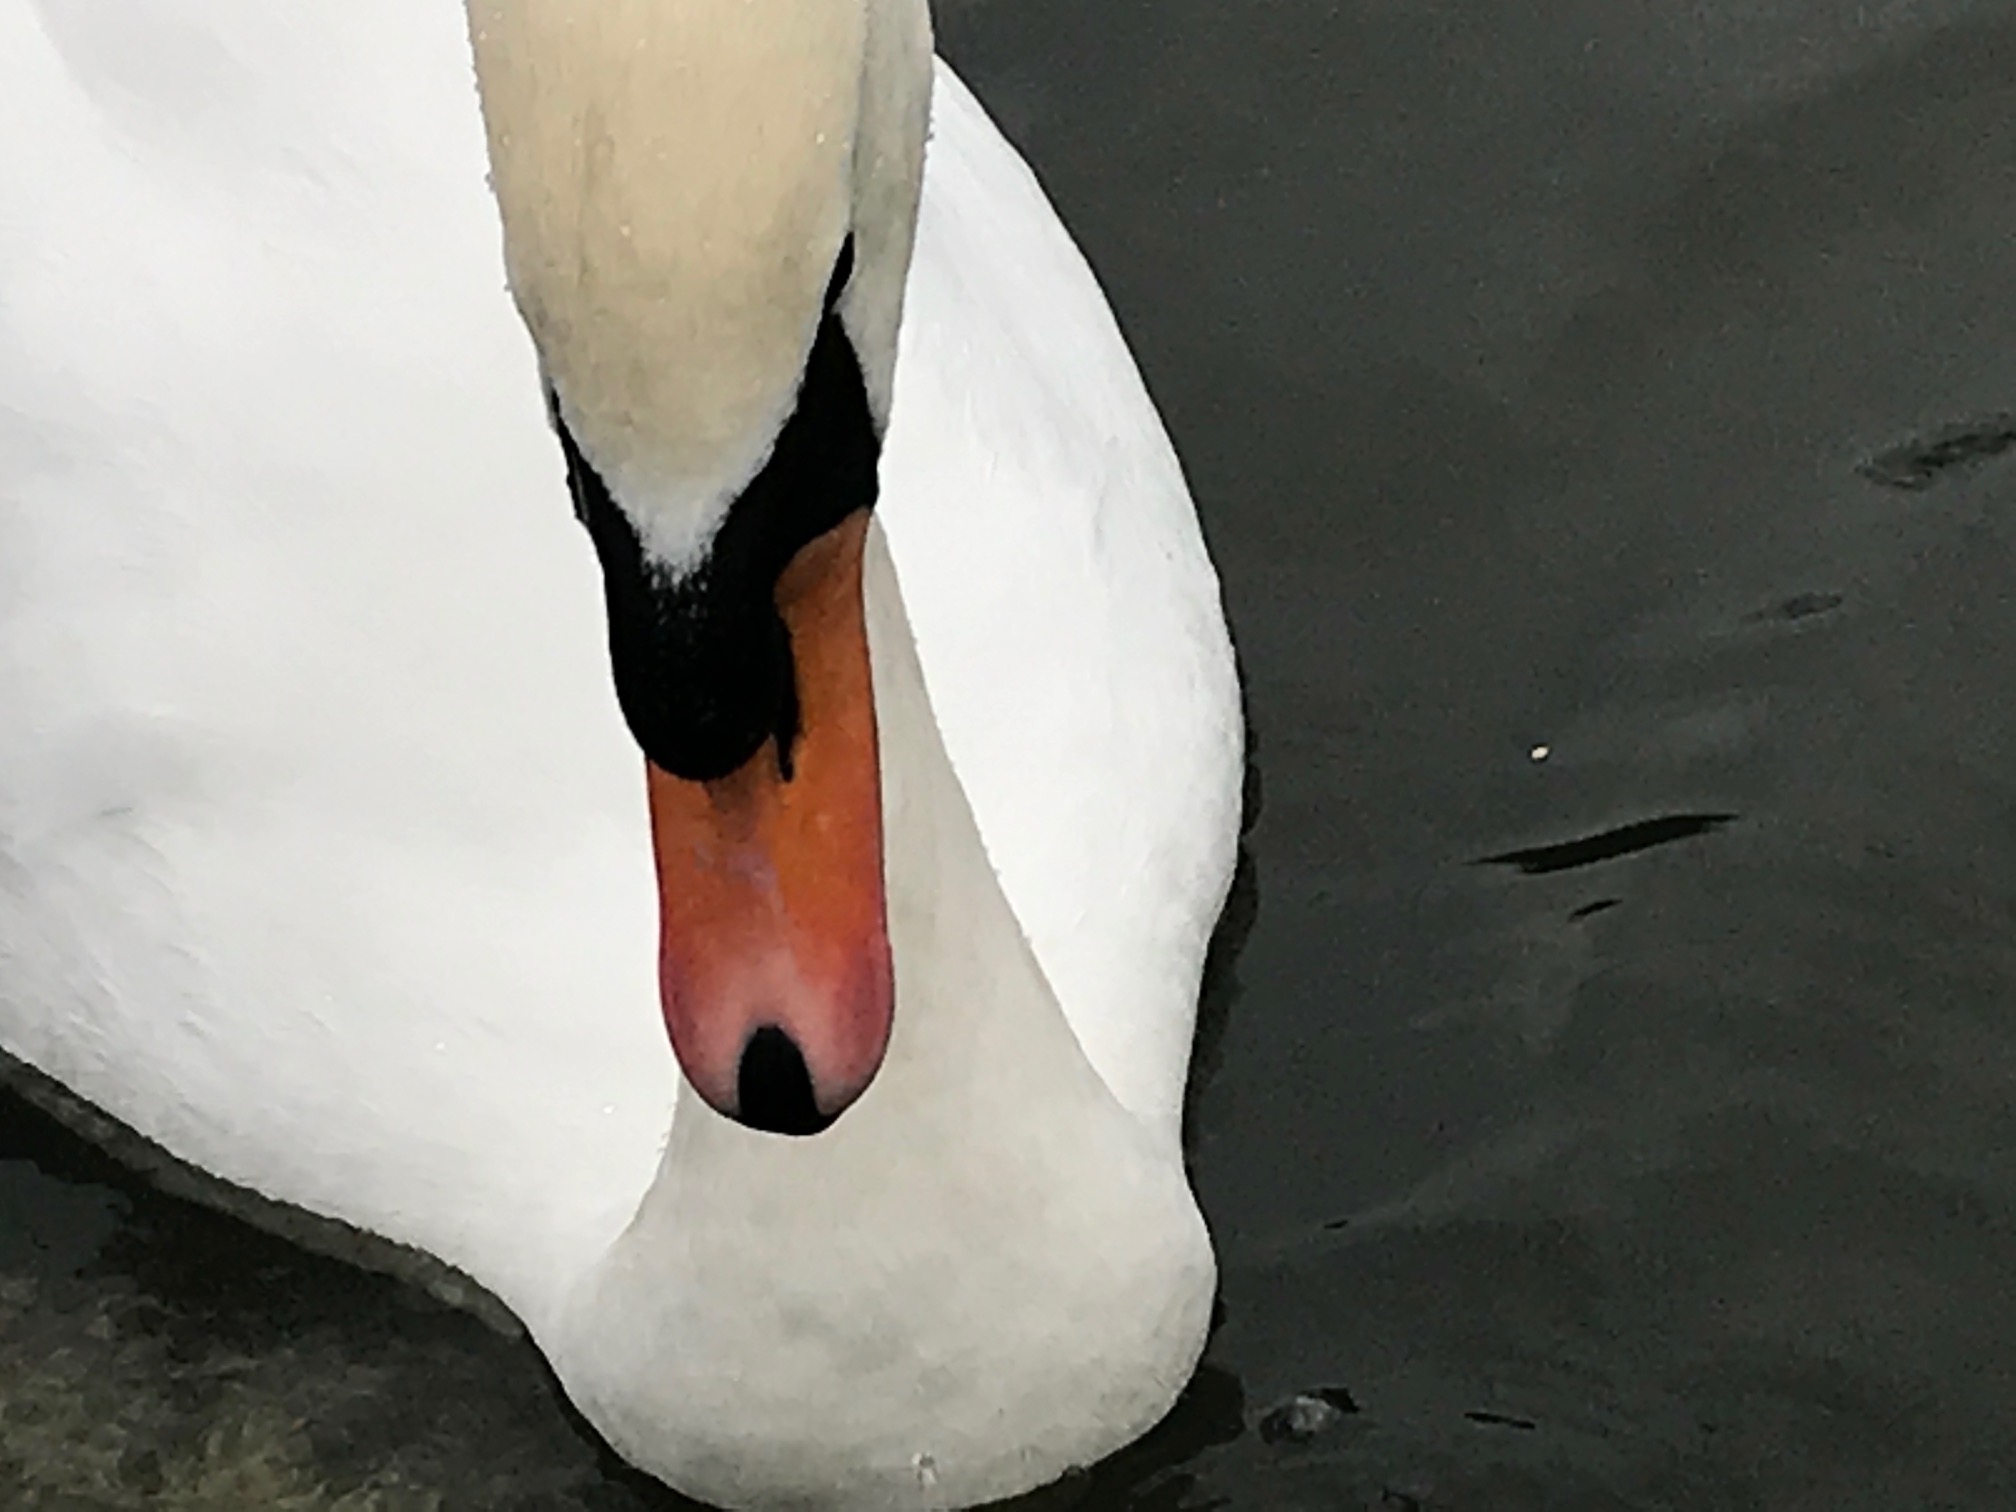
[462,0,932,573]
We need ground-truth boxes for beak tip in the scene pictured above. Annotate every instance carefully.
[676,1018,883,1138]
[732,1024,841,1137]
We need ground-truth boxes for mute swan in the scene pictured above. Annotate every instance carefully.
[0,1,1242,1506]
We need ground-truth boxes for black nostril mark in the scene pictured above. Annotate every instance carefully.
[736,1026,836,1137]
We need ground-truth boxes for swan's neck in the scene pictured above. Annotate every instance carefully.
[549,523,1214,1510]
[463,0,930,570]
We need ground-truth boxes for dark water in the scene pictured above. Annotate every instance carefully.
[9,2,2016,1506]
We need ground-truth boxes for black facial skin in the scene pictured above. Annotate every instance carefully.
[549,239,881,783]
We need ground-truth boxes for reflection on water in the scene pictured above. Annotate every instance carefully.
[0,1079,689,1511]
[10,2,2016,1507]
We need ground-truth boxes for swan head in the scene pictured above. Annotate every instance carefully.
[463,0,932,1133]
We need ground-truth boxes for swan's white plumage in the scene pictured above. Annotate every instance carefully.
[1,3,1241,1504]
[890,66,1240,1142]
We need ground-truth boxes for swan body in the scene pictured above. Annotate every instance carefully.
[0,3,1242,1506]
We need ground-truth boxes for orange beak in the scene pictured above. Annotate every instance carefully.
[646,510,892,1134]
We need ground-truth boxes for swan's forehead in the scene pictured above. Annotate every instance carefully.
[466,0,865,570]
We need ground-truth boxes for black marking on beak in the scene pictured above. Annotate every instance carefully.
[734,1026,835,1137]
[550,239,879,782]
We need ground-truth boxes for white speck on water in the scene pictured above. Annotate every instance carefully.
[1530,743,1551,763]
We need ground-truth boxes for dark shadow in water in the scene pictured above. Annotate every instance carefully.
[1463,1411,1539,1433]
[1474,813,1736,876]
[1859,413,2016,491]
[1183,837,1259,1160]
[1182,654,1263,1158]
[1747,590,1845,625]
